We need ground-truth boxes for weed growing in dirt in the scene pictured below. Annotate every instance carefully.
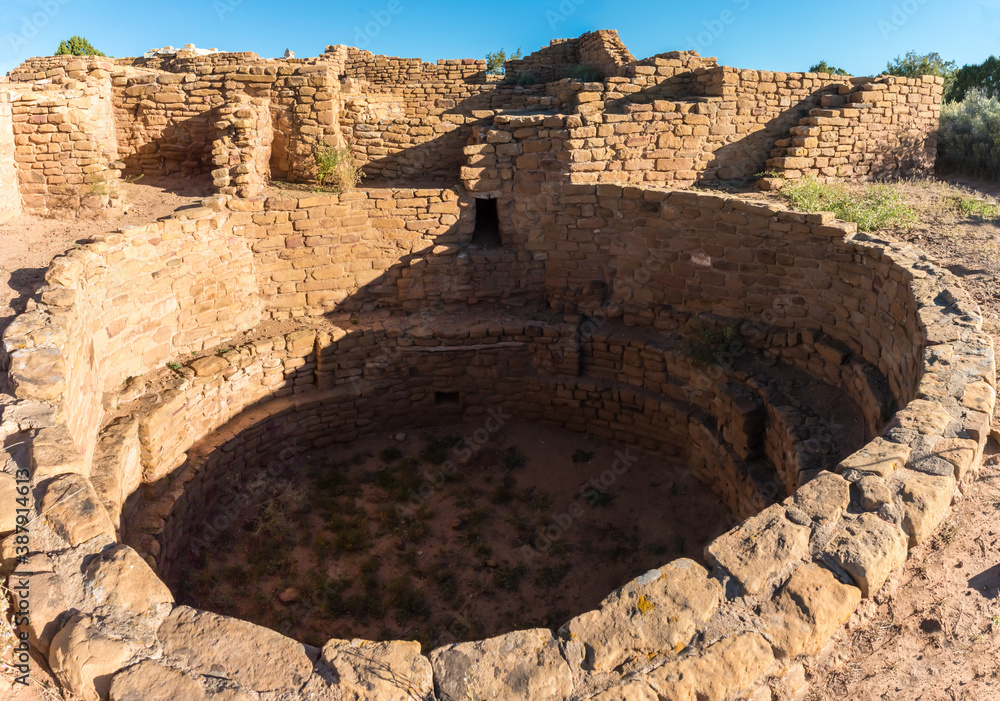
[502,446,527,470]
[493,565,526,591]
[686,323,743,366]
[948,195,999,219]
[783,178,917,231]
[314,143,363,193]
[572,449,595,464]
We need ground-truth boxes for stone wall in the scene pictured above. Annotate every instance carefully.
[111,62,340,183]
[0,88,19,223]
[3,200,260,470]
[133,315,837,575]
[4,184,994,701]
[229,187,545,316]
[7,58,122,218]
[465,70,941,191]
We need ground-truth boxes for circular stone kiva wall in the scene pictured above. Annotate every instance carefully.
[4,185,994,701]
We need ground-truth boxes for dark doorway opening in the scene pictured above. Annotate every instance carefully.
[471,198,501,248]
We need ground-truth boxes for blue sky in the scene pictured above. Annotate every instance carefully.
[1,0,997,76]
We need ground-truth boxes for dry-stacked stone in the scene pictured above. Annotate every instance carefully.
[1,180,992,700]
[0,27,982,701]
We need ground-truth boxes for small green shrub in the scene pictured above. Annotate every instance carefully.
[493,565,526,591]
[502,447,527,471]
[571,449,595,464]
[949,195,999,219]
[379,446,403,463]
[566,64,606,82]
[686,323,743,366]
[783,178,917,231]
[939,89,1000,180]
[503,70,539,86]
[314,143,363,193]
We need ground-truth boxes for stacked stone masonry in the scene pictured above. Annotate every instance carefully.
[3,181,994,700]
[0,29,990,701]
[0,88,20,223]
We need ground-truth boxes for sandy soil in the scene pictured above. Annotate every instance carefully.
[170,422,734,651]
[0,177,213,361]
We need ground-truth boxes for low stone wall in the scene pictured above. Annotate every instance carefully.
[0,89,20,223]
[2,182,994,701]
[8,59,122,218]
[3,200,260,472]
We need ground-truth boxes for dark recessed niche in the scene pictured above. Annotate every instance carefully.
[434,391,461,407]
[471,197,501,248]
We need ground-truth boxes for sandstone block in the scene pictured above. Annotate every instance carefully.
[787,471,850,524]
[188,356,228,377]
[158,606,312,693]
[50,613,136,701]
[648,632,775,701]
[705,504,811,595]
[83,544,174,615]
[40,473,115,546]
[591,682,659,700]
[322,639,433,701]
[9,347,65,401]
[890,469,956,546]
[762,563,861,658]
[837,437,909,479]
[12,554,68,655]
[826,512,907,597]
[110,660,205,701]
[0,473,19,535]
[561,559,722,671]
[430,629,571,701]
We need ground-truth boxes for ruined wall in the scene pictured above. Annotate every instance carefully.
[7,58,122,218]
[489,179,927,407]
[0,88,19,223]
[4,202,261,467]
[229,187,545,316]
[467,71,941,189]
[5,181,995,701]
[765,74,943,180]
[111,61,340,183]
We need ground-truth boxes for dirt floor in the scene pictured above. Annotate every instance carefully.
[170,422,733,651]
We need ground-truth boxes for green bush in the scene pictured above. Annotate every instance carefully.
[809,61,848,76]
[55,36,106,57]
[486,47,522,76]
[314,143,363,193]
[946,56,1000,103]
[783,178,917,231]
[566,64,606,82]
[939,89,1000,180]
